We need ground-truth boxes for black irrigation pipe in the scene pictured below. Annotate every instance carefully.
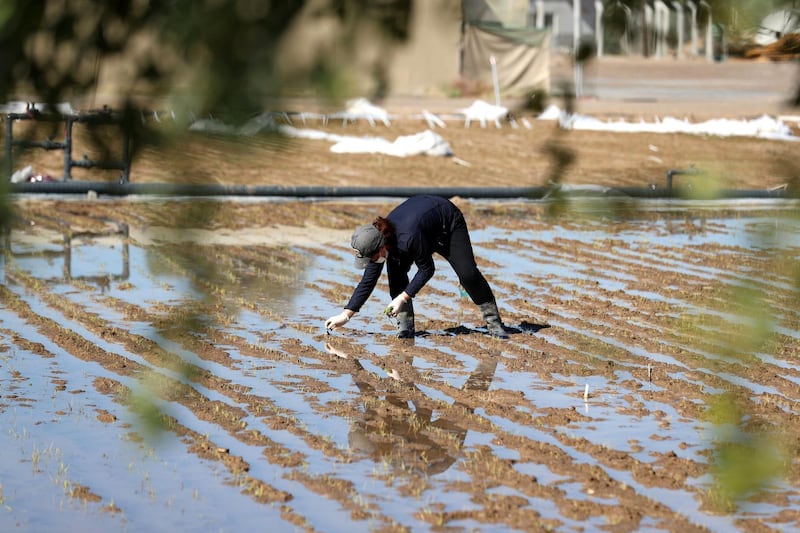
[5,181,551,198]
[6,180,794,200]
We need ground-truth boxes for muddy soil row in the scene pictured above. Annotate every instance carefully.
[2,198,799,531]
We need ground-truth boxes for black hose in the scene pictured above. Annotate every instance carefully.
[7,181,553,199]
[6,181,793,200]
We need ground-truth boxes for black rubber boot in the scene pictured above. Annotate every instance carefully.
[396,300,415,339]
[479,301,509,339]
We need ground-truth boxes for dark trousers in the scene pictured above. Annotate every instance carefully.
[387,213,495,305]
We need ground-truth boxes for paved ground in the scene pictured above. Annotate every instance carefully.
[89,51,799,121]
[379,55,799,121]
[554,55,799,119]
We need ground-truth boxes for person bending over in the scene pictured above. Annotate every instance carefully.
[325,195,508,339]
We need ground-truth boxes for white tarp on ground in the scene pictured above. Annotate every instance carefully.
[537,104,800,141]
[281,126,452,157]
[755,9,800,46]
[459,100,509,127]
[0,101,76,114]
[277,104,798,156]
[328,98,392,126]
[185,99,799,159]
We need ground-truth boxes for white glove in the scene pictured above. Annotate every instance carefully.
[385,292,411,317]
[325,311,351,330]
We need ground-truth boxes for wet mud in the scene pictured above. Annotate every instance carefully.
[1,198,799,531]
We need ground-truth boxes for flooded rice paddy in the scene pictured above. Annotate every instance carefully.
[1,197,799,532]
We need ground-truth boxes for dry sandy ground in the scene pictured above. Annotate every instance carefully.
[6,56,800,193]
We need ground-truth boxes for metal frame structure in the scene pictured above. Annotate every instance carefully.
[4,107,131,183]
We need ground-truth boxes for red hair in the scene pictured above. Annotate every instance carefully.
[373,217,396,249]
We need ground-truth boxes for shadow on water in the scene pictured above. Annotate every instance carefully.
[414,321,550,337]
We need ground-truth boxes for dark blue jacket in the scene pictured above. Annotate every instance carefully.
[345,195,461,312]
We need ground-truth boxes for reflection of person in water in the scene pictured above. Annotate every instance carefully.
[325,195,509,339]
[326,342,497,475]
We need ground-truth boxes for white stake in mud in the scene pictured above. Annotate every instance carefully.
[490,55,501,108]
[584,383,589,401]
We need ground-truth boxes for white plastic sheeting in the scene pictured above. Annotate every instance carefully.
[459,100,509,128]
[0,101,76,115]
[328,98,392,126]
[281,126,452,157]
[537,104,800,142]
[754,9,800,46]
[184,98,799,160]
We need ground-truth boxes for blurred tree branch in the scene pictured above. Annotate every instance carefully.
[0,0,413,128]
[0,0,417,198]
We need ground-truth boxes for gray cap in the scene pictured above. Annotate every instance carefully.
[351,224,384,268]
